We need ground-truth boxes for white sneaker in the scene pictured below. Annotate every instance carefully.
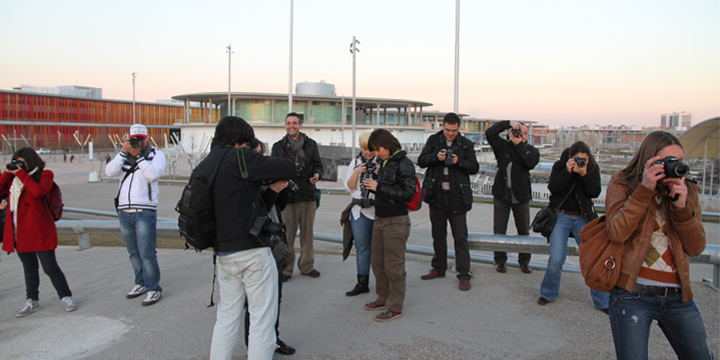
[61,296,78,312]
[126,285,147,299]
[16,299,39,318]
[142,291,161,306]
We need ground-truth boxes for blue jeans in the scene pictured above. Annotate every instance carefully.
[350,213,374,276]
[119,209,161,292]
[609,287,714,360]
[540,213,609,309]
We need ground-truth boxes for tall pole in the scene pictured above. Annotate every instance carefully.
[350,37,360,154]
[453,0,460,113]
[227,44,233,116]
[288,0,294,112]
[131,71,137,124]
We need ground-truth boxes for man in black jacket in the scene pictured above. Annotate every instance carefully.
[486,120,540,274]
[207,116,296,359]
[417,113,479,291]
[271,113,324,280]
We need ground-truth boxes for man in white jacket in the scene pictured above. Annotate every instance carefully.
[106,124,166,306]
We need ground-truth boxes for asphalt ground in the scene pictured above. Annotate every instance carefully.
[0,154,717,360]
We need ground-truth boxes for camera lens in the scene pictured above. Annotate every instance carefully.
[287,180,300,192]
[666,161,689,178]
[129,137,142,148]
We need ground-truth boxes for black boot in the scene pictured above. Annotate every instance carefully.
[345,275,370,296]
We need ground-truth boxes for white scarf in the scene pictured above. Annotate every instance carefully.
[10,168,39,227]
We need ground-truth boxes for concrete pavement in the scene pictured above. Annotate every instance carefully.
[0,154,717,359]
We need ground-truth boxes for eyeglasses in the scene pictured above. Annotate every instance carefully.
[443,128,459,133]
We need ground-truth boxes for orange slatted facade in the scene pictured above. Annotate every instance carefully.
[0,90,201,151]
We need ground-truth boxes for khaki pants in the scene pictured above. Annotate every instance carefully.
[281,201,316,275]
[371,215,411,313]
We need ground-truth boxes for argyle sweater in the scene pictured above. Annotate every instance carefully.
[637,198,681,285]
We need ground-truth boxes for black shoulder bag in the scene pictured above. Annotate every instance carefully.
[531,181,577,239]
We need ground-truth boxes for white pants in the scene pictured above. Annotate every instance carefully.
[210,247,278,360]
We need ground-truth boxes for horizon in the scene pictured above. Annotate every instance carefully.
[1,1,718,128]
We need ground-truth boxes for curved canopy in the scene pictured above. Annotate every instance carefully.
[679,116,720,160]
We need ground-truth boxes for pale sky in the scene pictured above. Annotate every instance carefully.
[1,0,718,127]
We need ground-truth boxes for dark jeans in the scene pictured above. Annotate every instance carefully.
[244,271,282,346]
[609,287,714,360]
[17,250,72,301]
[492,197,531,265]
[429,192,471,280]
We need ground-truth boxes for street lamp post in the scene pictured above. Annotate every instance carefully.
[454,0,460,113]
[288,0,294,112]
[349,36,360,154]
[227,44,233,116]
[131,71,137,124]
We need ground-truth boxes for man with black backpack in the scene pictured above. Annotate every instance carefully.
[105,124,166,306]
[207,116,296,360]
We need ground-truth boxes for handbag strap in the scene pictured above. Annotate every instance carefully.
[554,180,578,210]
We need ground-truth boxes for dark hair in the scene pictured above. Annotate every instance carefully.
[211,116,255,147]
[367,129,401,154]
[12,147,45,173]
[568,141,597,173]
[285,112,303,124]
[443,112,461,126]
[249,138,265,154]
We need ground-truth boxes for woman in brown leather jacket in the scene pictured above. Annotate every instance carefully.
[605,131,713,360]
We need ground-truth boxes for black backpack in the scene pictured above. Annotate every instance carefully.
[176,148,230,251]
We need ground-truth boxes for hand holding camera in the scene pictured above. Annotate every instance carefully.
[6,159,25,172]
[642,155,689,195]
[122,134,143,157]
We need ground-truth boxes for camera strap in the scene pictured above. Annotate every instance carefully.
[114,162,137,210]
[236,148,269,215]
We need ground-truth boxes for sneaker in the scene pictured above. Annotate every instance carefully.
[16,299,39,318]
[374,310,402,322]
[142,291,162,306]
[61,297,78,312]
[126,285,147,299]
[363,300,386,311]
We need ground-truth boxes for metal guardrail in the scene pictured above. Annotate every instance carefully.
[94,180,720,219]
[55,215,719,290]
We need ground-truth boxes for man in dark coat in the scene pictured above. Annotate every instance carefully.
[271,112,324,280]
[417,113,479,290]
[486,120,540,274]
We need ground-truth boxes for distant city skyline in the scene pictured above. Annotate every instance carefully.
[1,1,718,127]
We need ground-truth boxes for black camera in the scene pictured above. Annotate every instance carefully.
[574,157,587,168]
[249,215,286,242]
[129,136,143,148]
[653,156,689,178]
[286,180,300,192]
[443,149,454,166]
[365,157,377,174]
[6,159,24,171]
[510,128,523,138]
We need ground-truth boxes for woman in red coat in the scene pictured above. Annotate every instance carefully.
[0,148,77,317]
